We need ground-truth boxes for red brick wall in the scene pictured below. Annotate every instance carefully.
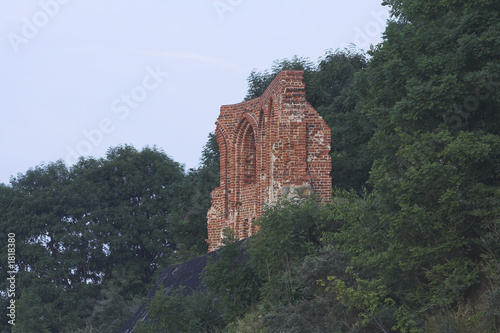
[206,70,331,252]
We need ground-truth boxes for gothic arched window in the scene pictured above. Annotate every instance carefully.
[243,125,256,184]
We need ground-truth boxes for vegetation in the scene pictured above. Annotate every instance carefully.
[136,0,500,332]
[2,0,500,331]
[0,139,218,332]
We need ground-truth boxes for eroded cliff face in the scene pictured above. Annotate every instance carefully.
[207,70,331,251]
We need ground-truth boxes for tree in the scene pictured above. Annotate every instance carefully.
[1,145,187,332]
[311,48,374,192]
[334,0,500,330]
[134,287,224,333]
[173,132,220,259]
[202,228,259,322]
[248,197,338,307]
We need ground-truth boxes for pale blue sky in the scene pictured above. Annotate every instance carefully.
[0,0,390,184]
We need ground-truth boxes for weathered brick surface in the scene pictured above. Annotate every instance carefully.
[206,70,331,252]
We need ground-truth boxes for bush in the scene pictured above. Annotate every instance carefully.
[202,228,261,322]
[134,287,224,333]
[262,299,345,333]
[482,272,500,332]
[248,196,338,306]
[224,310,266,333]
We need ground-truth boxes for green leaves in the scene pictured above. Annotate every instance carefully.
[135,287,224,333]
[329,0,500,330]
[321,269,395,327]
[1,145,193,331]
[202,228,260,322]
[246,197,338,309]
[0,130,222,331]
[172,132,220,257]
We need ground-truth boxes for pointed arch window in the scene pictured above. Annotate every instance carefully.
[243,125,257,184]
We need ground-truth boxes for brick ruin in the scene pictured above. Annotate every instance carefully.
[206,70,332,252]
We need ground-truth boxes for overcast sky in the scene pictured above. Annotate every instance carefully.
[0,0,390,185]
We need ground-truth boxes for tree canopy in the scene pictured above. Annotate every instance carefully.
[0,138,219,332]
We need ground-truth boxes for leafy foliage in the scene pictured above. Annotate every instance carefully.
[262,300,340,333]
[248,196,338,306]
[312,49,374,193]
[172,132,220,259]
[0,136,220,332]
[328,0,500,331]
[229,1,500,332]
[202,228,260,321]
[134,287,224,333]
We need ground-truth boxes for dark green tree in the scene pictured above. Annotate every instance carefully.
[311,48,373,192]
[67,145,185,288]
[173,132,220,259]
[333,0,500,330]
[202,228,260,322]
[1,145,187,332]
[134,287,224,333]
[248,196,338,307]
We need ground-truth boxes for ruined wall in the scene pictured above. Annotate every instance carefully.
[206,70,331,252]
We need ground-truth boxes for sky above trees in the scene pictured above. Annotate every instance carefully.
[0,0,389,184]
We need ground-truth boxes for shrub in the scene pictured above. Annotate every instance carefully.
[134,287,224,333]
[202,228,261,322]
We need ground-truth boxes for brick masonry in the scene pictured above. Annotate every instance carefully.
[206,70,332,252]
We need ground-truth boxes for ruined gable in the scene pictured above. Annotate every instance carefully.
[206,70,331,252]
